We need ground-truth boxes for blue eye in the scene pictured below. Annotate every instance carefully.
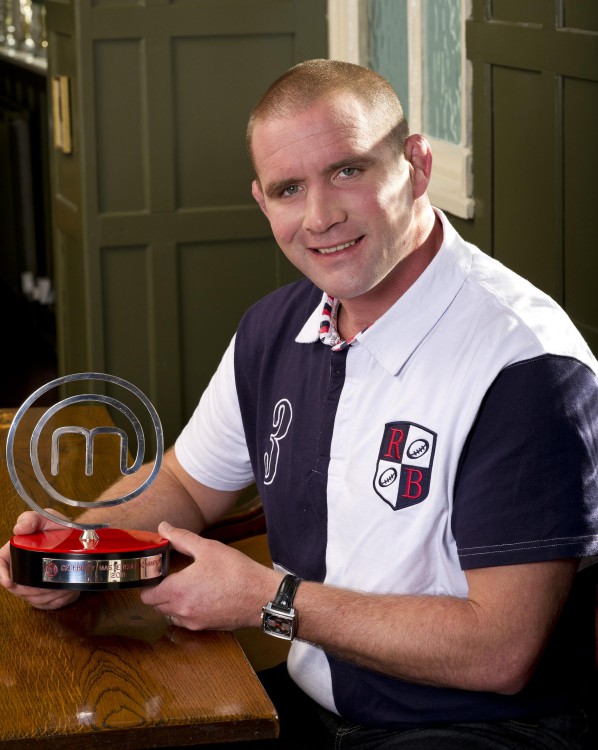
[340,167,358,177]
[282,185,300,197]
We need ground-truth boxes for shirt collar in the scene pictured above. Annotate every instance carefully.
[295,211,473,373]
[317,295,368,351]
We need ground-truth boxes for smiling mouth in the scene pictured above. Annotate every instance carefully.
[314,238,361,255]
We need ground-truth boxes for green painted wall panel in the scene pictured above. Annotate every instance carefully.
[101,245,151,388]
[54,230,88,376]
[564,0,598,32]
[178,237,280,416]
[563,77,598,352]
[94,40,148,214]
[492,66,559,299]
[173,34,294,209]
[490,0,547,25]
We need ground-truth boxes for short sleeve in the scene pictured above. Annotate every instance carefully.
[175,336,254,491]
[453,354,598,569]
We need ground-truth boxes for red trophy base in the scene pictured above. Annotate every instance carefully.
[10,528,169,590]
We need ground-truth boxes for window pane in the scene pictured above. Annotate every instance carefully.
[423,0,461,144]
[368,0,410,120]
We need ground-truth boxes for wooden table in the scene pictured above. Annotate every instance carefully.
[0,406,278,748]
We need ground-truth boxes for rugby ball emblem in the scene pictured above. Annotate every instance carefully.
[407,439,429,460]
[378,467,398,487]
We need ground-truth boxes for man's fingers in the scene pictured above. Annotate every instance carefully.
[13,509,68,535]
[2,581,79,610]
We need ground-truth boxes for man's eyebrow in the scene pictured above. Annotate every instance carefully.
[327,154,376,172]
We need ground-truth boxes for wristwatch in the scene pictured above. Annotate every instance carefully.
[261,574,302,640]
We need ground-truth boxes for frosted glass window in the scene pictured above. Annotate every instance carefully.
[368,0,410,120]
[423,0,462,144]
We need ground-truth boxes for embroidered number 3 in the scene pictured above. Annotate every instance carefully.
[263,399,293,485]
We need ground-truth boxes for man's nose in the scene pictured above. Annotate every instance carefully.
[303,186,346,234]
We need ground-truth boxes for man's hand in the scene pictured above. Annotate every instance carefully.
[141,521,281,631]
[0,510,81,610]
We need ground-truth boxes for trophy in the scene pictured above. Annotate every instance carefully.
[6,373,169,590]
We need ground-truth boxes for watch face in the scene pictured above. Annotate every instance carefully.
[262,607,295,640]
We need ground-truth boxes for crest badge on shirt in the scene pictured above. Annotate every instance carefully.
[373,422,437,510]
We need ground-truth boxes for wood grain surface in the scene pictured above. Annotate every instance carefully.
[0,407,278,748]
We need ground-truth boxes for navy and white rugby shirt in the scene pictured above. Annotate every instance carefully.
[176,212,598,728]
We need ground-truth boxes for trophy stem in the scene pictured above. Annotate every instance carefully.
[80,529,100,549]
[80,529,100,543]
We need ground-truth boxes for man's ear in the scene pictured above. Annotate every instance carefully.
[404,134,432,200]
[251,179,269,218]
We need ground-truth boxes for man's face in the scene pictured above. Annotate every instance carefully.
[251,94,418,306]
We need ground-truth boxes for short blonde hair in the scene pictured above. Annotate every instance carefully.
[246,59,409,169]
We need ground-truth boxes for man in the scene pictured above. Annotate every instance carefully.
[1,60,596,748]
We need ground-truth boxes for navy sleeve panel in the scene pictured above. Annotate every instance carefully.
[453,354,598,569]
[234,280,333,583]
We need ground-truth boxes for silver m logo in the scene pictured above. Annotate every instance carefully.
[51,425,135,477]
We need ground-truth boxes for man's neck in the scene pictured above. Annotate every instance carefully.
[336,210,443,342]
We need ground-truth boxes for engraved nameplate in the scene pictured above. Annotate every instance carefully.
[42,554,165,584]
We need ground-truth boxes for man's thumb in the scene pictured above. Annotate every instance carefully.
[157,521,198,558]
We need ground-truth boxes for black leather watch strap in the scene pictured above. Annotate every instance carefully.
[274,574,302,611]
